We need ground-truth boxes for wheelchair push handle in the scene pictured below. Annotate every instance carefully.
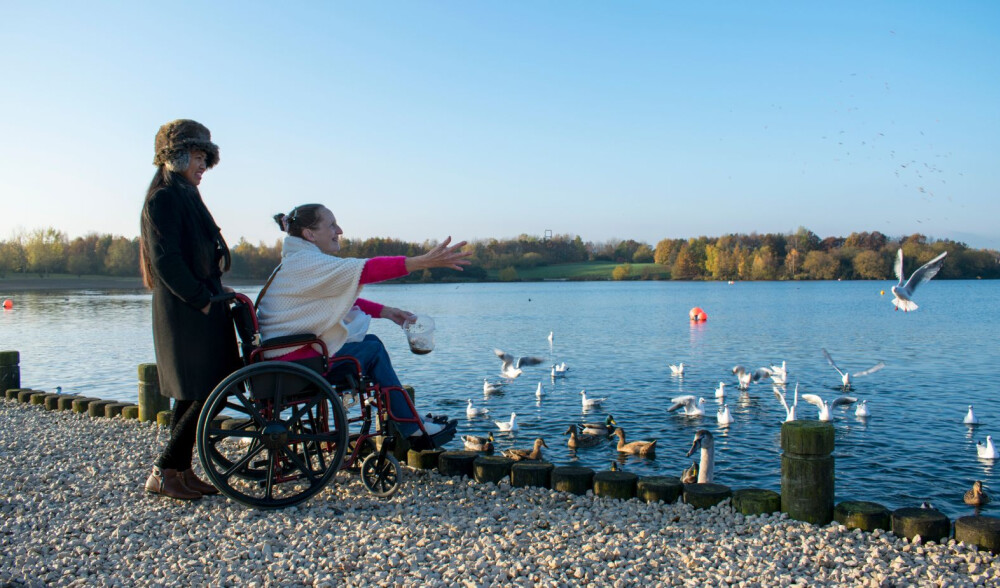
[209,292,238,304]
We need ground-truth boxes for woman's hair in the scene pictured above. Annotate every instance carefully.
[139,165,231,289]
[274,204,325,237]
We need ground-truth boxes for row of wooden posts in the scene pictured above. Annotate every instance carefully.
[2,349,998,553]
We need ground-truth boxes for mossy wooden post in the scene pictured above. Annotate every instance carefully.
[684,483,733,509]
[18,389,37,403]
[29,392,49,405]
[733,488,781,516]
[157,410,174,427]
[0,351,20,396]
[781,420,835,524]
[551,466,594,496]
[637,476,683,504]
[44,394,63,411]
[138,363,169,423]
[121,405,140,420]
[891,507,950,543]
[593,470,638,500]
[88,400,115,417]
[474,455,514,485]
[955,515,1000,554]
[57,395,82,411]
[511,461,553,488]
[438,451,478,478]
[834,501,891,532]
[72,397,98,413]
[5,388,24,400]
[105,402,132,418]
[407,449,444,470]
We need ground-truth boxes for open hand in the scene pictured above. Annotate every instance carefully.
[407,237,473,272]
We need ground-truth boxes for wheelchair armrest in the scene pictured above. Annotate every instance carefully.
[261,333,319,348]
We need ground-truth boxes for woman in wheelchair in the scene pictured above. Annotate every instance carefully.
[256,203,471,446]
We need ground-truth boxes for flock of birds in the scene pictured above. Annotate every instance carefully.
[455,249,991,505]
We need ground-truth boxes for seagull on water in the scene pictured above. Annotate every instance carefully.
[822,348,885,390]
[466,399,490,418]
[716,405,734,426]
[535,382,546,400]
[551,362,569,379]
[774,383,799,422]
[494,348,546,379]
[768,361,789,385]
[891,249,947,312]
[483,379,504,395]
[669,363,685,377]
[977,436,998,459]
[801,392,857,421]
[714,382,726,399]
[668,395,706,417]
[855,399,871,418]
[581,390,606,409]
[964,405,979,425]
[495,412,519,433]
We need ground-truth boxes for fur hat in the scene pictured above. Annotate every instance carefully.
[153,119,220,170]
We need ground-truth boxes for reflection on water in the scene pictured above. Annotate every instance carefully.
[1,280,998,519]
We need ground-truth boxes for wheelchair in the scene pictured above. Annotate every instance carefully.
[195,293,457,509]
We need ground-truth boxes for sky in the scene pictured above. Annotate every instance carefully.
[1,1,998,249]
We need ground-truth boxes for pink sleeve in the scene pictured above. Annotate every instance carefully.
[355,298,384,318]
[360,256,408,285]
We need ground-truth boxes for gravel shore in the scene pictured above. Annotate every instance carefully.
[1,400,997,587]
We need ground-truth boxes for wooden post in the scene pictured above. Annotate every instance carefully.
[834,500,891,532]
[891,507,950,543]
[137,363,169,423]
[0,351,19,396]
[955,515,1000,554]
[551,466,594,496]
[474,455,514,485]
[437,451,478,478]
[733,488,781,516]
[511,462,553,488]
[683,483,733,509]
[593,470,638,500]
[637,476,683,504]
[781,420,835,524]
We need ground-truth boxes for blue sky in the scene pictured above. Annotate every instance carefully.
[1,1,998,249]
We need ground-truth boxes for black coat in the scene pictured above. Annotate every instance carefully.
[143,182,240,401]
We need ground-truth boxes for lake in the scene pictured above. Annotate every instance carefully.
[1,280,997,518]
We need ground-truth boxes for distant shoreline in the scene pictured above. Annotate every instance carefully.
[0,275,263,293]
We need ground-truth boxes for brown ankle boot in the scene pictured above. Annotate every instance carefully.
[145,466,202,500]
[179,468,219,495]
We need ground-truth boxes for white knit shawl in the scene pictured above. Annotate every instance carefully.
[256,236,367,357]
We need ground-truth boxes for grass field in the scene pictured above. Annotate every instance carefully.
[484,262,671,281]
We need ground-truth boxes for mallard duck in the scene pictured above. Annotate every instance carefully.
[611,427,656,457]
[965,480,990,506]
[581,415,617,436]
[685,429,715,483]
[461,432,494,453]
[503,438,547,461]
[680,461,699,484]
[564,424,603,449]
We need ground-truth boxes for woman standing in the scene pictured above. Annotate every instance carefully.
[140,119,240,500]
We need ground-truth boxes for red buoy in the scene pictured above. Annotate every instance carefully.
[689,306,707,322]
[2,299,12,310]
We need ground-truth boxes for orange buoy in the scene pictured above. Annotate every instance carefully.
[689,307,707,322]
[2,299,11,310]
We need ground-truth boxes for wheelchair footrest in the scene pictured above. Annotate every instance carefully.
[407,418,458,451]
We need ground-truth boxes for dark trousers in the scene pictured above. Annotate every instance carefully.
[155,399,202,470]
[332,335,418,436]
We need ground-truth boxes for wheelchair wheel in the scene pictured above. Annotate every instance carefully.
[360,452,401,498]
[197,361,348,509]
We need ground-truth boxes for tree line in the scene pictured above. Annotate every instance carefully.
[1,227,997,281]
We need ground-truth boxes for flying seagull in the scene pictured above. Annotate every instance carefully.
[822,348,885,389]
[891,249,947,312]
[494,348,546,379]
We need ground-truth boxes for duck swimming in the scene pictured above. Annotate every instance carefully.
[611,427,656,457]
[680,461,699,484]
[581,415,617,436]
[461,431,494,453]
[564,424,603,449]
[503,438,548,461]
[964,480,990,506]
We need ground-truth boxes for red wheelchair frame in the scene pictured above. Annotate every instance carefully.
[195,292,450,509]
